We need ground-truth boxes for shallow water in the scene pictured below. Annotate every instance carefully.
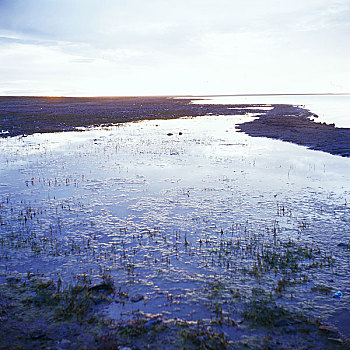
[0,113,349,330]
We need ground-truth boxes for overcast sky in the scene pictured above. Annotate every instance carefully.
[0,0,349,96]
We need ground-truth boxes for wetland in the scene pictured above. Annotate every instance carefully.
[0,96,349,349]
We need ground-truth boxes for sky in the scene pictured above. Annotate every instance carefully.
[0,0,349,96]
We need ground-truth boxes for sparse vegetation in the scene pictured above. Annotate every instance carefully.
[0,100,349,348]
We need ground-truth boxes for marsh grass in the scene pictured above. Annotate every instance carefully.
[242,296,288,326]
[0,110,349,348]
[0,207,348,349]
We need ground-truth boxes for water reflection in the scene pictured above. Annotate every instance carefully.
[0,114,349,324]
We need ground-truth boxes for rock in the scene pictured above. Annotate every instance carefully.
[36,277,54,288]
[319,324,338,333]
[130,294,144,302]
[328,337,343,344]
[179,132,183,135]
[88,278,114,293]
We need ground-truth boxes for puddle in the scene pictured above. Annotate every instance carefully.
[0,114,349,333]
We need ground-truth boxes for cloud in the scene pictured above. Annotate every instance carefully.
[1,0,349,56]
[0,0,349,95]
[70,58,95,63]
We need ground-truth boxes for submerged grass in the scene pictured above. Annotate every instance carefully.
[0,108,349,348]
[1,273,348,349]
[242,296,288,326]
[0,207,349,349]
[0,274,233,350]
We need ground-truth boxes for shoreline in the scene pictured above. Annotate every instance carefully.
[1,272,349,349]
[0,96,259,138]
[0,96,349,157]
[236,104,350,157]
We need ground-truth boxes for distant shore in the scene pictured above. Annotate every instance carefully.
[236,104,350,157]
[0,96,349,157]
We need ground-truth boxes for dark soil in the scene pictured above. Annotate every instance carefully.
[236,104,350,157]
[0,96,262,138]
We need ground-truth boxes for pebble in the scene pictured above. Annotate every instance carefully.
[337,242,349,248]
[328,337,343,344]
[319,324,338,333]
[130,294,144,302]
[88,278,114,293]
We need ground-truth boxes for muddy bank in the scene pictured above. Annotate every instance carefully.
[0,96,265,138]
[1,274,349,350]
[0,274,230,350]
[236,104,350,157]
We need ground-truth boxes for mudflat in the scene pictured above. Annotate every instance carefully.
[236,103,350,157]
[1,96,349,157]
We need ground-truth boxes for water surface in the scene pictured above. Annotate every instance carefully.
[0,111,349,333]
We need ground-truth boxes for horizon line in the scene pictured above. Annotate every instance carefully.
[0,92,350,98]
